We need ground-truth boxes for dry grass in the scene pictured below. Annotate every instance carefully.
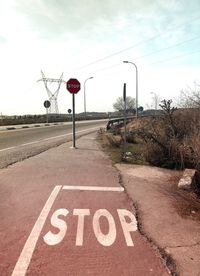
[97,129,147,165]
[168,175,200,221]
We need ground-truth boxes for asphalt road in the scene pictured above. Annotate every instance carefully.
[0,120,106,169]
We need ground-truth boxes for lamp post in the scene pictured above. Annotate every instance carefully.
[84,77,93,120]
[123,61,138,118]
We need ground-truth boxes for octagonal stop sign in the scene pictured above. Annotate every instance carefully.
[66,78,81,94]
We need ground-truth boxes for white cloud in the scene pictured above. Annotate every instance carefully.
[0,0,200,115]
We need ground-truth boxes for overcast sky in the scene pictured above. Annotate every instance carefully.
[0,0,200,115]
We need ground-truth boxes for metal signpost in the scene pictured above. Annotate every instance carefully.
[43,100,51,123]
[66,78,81,148]
[123,83,127,156]
[68,108,72,122]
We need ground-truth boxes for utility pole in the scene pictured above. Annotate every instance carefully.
[123,83,127,156]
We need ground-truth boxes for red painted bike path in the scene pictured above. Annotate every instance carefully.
[0,134,169,275]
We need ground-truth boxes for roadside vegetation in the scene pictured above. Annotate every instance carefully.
[99,83,200,175]
[99,99,200,170]
[98,85,200,221]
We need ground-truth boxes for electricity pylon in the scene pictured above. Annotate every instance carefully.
[38,71,65,114]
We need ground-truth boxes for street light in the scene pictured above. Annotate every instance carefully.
[123,61,138,118]
[84,77,93,120]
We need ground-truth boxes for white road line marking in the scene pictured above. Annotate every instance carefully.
[32,127,100,142]
[62,185,124,192]
[43,134,67,141]
[0,126,102,152]
[11,185,62,276]
[21,141,41,146]
[0,146,15,152]
[76,126,100,133]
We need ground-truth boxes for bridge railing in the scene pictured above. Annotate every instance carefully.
[106,114,161,130]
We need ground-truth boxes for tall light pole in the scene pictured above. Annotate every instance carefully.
[84,77,93,120]
[123,61,138,118]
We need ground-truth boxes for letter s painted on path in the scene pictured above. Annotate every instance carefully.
[43,208,69,246]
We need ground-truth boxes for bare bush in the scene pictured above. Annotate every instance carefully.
[178,82,200,108]
[105,133,122,148]
[137,100,200,169]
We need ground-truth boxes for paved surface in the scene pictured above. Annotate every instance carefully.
[0,121,105,169]
[0,132,169,276]
[0,120,106,150]
[116,164,200,276]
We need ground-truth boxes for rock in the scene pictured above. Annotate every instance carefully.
[178,169,197,190]
[125,152,132,157]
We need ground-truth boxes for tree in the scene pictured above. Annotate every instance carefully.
[113,96,135,112]
[150,92,161,110]
[178,82,200,108]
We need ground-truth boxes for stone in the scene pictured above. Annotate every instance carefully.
[178,169,197,190]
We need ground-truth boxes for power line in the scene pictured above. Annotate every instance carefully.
[84,36,200,76]
[149,48,200,65]
[131,35,200,62]
[85,49,200,77]
[76,16,200,70]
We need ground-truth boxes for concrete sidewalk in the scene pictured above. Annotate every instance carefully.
[116,163,200,276]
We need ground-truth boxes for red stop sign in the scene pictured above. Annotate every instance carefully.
[66,78,81,94]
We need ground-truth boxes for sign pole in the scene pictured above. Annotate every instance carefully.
[43,100,51,124]
[46,107,48,123]
[123,83,127,156]
[72,93,76,148]
[66,78,81,149]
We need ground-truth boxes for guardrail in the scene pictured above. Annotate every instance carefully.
[106,116,136,130]
[106,113,162,130]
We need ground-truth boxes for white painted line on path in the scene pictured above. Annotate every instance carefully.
[62,185,124,192]
[11,185,62,276]
[1,126,102,152]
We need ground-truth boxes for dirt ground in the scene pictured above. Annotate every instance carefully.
[97,130,200,222]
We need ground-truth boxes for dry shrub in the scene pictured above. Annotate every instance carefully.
[126,132,137,144]
[184,135,200,170]
[138,100,200,169]
[105,133,122,148]
[144,143,166,167]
